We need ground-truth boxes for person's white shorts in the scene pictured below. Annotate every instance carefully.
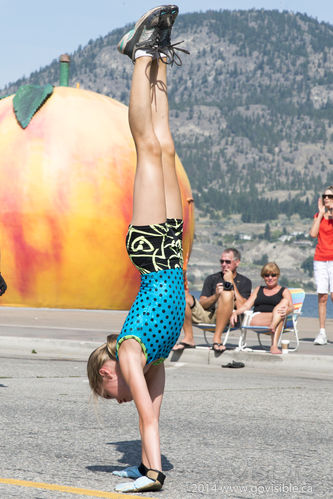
[313,260,333,294]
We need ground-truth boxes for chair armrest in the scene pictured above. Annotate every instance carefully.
[241,310,254,327]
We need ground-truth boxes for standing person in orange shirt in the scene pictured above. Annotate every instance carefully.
[310,185,333,345]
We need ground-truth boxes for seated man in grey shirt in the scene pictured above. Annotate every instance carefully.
[173,248,251,352]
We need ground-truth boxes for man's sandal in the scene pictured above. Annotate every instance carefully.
[172,341,196,351]
[212,342,226,353]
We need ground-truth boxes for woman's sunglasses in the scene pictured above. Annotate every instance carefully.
[322,194,333,199]
[263,273,278,277]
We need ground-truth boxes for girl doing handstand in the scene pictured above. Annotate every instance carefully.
[87,5,187,493]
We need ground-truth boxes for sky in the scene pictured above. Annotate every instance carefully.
[1,0,333,89]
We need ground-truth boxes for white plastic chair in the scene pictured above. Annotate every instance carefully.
[238,288,305,352]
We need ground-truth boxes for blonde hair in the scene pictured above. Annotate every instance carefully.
[324,185,333,193]
[87,334,118,397]
[261,262,280,278]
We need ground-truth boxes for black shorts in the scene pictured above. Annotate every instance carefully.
[126,218,183,275]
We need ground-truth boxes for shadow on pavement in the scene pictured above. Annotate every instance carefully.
[86,439,173,473]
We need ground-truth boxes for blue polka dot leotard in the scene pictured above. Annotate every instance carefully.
[116,219,185,365]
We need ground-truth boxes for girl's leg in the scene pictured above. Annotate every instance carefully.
[150,57,182,219]
[129,56,166,225]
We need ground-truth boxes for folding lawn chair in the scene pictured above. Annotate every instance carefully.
[238,288,305,352]
[192,322,238,346]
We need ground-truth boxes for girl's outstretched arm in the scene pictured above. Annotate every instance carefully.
[118,339,162,471]
[139,362,165,468]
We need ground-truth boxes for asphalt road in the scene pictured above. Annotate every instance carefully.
[1,357,332,499]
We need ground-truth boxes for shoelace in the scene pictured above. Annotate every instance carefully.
[159,41,190,66]
[136,30,161,51]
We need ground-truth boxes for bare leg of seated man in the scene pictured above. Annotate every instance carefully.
[172,291,196,350]
[174,290,234,352]
[212,290,234,352]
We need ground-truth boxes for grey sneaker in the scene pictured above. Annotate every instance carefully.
[314,331,327,345]
[117,5,170,61]
[159,5,179,49]
[158,5,190,66]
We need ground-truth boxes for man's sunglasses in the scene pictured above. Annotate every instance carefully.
[322,194,333,199]
[220,259,232,264]
[263,273,278,277]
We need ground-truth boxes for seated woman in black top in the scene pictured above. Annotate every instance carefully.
[231,262,293,354]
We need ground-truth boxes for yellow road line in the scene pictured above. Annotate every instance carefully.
[0,477,156,498]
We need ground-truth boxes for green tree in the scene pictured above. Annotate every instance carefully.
[254,253,268,266]
[279,276,289,287]
[264,223,271,241]
[301,256,313,276]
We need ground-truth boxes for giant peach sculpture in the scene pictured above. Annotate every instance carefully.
[0,86,194,309]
